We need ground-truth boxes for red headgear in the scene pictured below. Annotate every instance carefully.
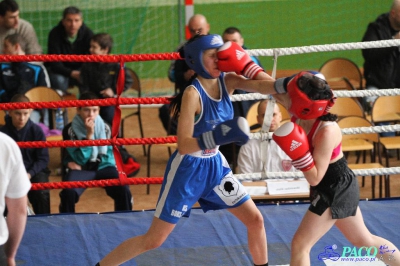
[287,71,335,119]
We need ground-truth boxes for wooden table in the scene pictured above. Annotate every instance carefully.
[242,181,310,203]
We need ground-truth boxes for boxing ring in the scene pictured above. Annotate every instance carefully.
[14,199,400,265]
[1,39,400,265]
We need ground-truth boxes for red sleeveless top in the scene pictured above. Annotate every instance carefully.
[291,117,341,160]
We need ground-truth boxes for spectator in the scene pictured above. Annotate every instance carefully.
[80,33,133,126]
[171,14,210,92]
[160,14,211,135]
[222,26,262,68]
[221,26,262,118]
[0,33,49,103]
[46,6,93,96]
[0,0,42,54]
[0,94,50,214]
[59,91,132,213]
[361,0,400,139]
[237,99,296,174]
[0,33,50,125]
[0,131,31,265]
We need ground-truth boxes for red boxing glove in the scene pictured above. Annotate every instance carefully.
[217,41,263,79]
[272,122,315,172]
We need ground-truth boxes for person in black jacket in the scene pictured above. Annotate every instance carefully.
[0,94,50,214]
[79,33,133,126]
[361,0,400,137]
[362,0,400,103]
[46,6,94,95]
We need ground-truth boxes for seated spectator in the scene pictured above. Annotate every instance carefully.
[0,0,42,54]
[46,6,93,96]
[79,33,133,126]
[59,91,132,213]
[0,33,50,125]
[238,99,296,174]
[0,33,49,103]
[0,94,50,214]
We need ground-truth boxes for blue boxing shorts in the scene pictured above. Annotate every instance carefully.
[154,148,250,224]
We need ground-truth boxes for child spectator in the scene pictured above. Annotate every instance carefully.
[0,94,50,214]
[59,91,132,213]
[79,33,133,126]
[0,33,51,125]
[0,33,49,103]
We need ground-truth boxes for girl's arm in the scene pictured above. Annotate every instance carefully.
[218,41,292,109]
[224,73,291,109]
[176,86,202,154]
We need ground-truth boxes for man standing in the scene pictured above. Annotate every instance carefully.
[0,132,31,265]
[361,0,400,138]
[170,14,210,93]
[0,0,42,54]
[362,0,400,104]
[46,6,93,96]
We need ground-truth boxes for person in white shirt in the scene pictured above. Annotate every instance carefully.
[0,132,31,265]
[238,99,296,174]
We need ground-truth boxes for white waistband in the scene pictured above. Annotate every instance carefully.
[189,147,219,158]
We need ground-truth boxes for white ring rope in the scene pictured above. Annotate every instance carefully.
[238,124,400,181]
[250,124,400,140]
[247,39,400,57]
[233,39,400,182]
[234,167,400,181]
[230,89,400,102]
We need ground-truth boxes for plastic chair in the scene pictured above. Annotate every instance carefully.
[371,95,400,169]
[0,109,6,126]
[319,58,363,90]
[329,97,365,119]
[146,121,177,194]
[25,86,64,129]
[338,116,387,198]
[25,87,65,168]
[120,68,145,155]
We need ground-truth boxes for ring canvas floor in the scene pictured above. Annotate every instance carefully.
[18,198,400,266]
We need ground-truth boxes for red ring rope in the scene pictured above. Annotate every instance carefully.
[0,52,182,191]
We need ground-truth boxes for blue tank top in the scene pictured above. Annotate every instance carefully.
[192,73,233,138]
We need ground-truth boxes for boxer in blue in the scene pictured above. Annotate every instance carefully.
[97,34,284,266]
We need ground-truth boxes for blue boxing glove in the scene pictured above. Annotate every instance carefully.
[197,117,250,150]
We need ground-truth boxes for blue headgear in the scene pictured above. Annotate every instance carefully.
[184,34,224,79]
